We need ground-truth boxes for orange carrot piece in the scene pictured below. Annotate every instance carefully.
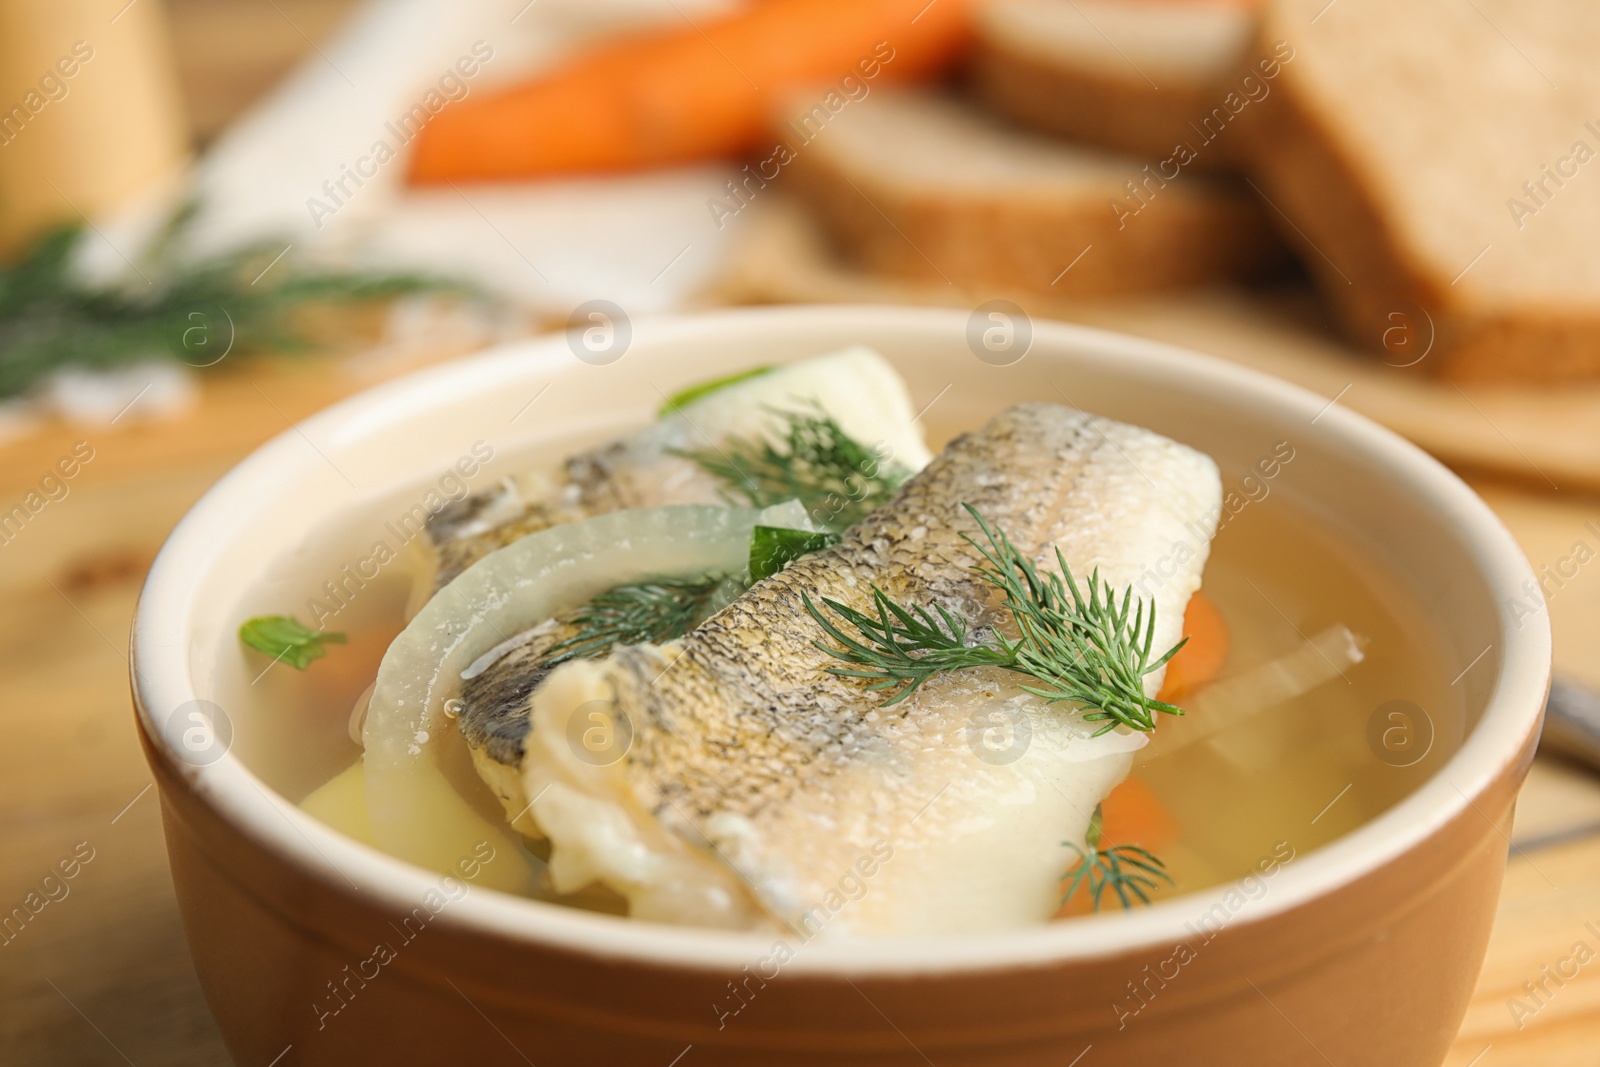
[408,0,974,183]
[1055,888,1096,919]
[1097,776,1180,853]
[1156,590,1229,703]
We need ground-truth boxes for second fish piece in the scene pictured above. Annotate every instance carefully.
[519,403,1223,935]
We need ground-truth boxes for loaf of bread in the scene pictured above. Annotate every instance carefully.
[971,0,1259,165]
[778,91,1276,297]
[1236,0,1600,381]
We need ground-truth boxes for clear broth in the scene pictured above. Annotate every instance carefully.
[1131,497,1463,902]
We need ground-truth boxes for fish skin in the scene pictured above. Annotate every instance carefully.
[520,403,1223,934]
[454,616,579,831]
[458,573,741,768]
[427,482,590,590]
[457,618,573,766]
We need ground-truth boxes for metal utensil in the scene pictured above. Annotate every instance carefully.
[1541,676,1600,772]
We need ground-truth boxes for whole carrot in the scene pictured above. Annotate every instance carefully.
[408,0,974,183]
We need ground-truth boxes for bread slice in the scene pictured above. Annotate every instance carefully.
[972,0,1259,165]
[1235,0,1600,382]
[713,196,1600,493]
[778,91,1276,297]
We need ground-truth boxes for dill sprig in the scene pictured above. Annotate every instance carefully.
[540,573,744,667]
[804,587,1015,699]
[803,504,1187,734]
[0,202,467,400]
[671,405,908,530]
[1061,807,1172,911]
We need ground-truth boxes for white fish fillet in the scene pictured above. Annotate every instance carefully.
[516,404,1222,935]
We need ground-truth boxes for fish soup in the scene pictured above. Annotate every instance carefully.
[225,349,1464,932]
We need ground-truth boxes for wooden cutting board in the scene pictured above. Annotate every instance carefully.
[712,200,1600,495]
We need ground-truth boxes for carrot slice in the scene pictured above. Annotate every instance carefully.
[1156,590,1229,702]
[1097,776,1180,853]
[408,0,975,183]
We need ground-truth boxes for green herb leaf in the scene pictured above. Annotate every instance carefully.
[541,573,745,668]
[749,525,839,582]
[657,366,774,416]
[1061,806,1173,911]
[238,615,346,671]
[671,405,908,531]
[804,504,1188,733]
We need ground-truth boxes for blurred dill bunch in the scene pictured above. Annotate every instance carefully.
[0,202,478,400]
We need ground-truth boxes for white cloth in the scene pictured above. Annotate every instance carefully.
[88,0,743,317]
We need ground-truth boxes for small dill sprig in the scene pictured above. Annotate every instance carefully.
[540,573,744,667]
[1061,807,1172,911]
[670,405,908,530]
[802,504,1188,733]
[0,202,469,400]
[804,586,1014,700]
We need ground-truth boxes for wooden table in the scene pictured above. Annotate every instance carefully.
[0,352,1597,1066]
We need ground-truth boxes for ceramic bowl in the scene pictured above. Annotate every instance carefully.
[132,305,1549,1066]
